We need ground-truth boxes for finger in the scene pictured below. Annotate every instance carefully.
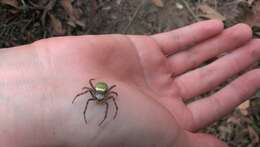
[151,19,224,55]
[188,69,260,130]
[185,132,228,147]
[174,39,260,100]
[169,23,252,76]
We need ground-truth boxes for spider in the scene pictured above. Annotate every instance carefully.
[72,79,118,126]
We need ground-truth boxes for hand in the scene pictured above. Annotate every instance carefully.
[0,20,259,147]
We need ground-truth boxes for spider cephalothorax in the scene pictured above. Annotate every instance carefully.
[72,79,118,126]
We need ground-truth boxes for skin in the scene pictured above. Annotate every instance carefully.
[0,20,259,147]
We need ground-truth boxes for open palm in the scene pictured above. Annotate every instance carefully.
[1,20,260,147]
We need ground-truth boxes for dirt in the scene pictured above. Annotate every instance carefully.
[0,0,259,146]
[0,0,195,48]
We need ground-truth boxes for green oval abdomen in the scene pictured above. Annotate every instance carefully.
[95,82,108,92]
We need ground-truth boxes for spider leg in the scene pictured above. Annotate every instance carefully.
[83,98,96,124]
[111,97,118,120]
[89,90,96,98]
[99,102,109,126]
[106,96,118,120]
[105,86,117,97]
[109,91,118,97]
[89,79,95,89]
[72,90,90,104]
[107,85,116,93]
[82,86,92,90]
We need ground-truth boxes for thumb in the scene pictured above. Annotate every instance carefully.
[185,132,228,147]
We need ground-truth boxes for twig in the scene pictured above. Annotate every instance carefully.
[41,0,57,25]
[27,0,45,9]
[214,0,218,10]
[91,0,97,16]
[180,0,200,22]
[20,0,27,8]
[123,2,144,34]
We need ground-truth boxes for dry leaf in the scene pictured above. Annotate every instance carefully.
[60,0,85,28]
[227,116,241,125]
[0,0,18,8]
[49,14,65,35]
[238,100,250,115]
[248,0,256,5]
[60,0,78,21]
[152,0,164,8]
[176,2,184,10]
[248,126,259,145]
[198,4,226,21]
[245,0,260,27]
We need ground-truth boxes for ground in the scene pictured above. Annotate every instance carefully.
[0,0,259,146]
